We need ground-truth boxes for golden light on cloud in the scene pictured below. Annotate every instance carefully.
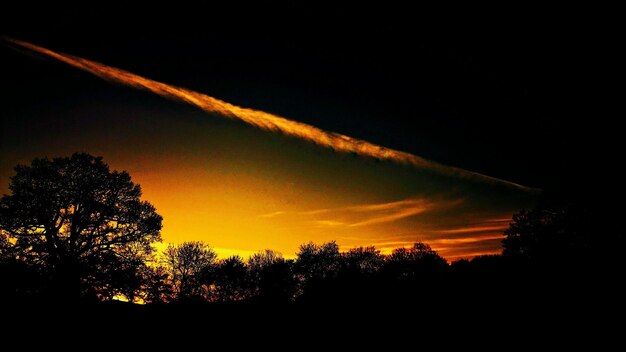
[294,197,458,228]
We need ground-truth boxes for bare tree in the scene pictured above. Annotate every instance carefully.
[163,241,217,300]
[248,249,283,272]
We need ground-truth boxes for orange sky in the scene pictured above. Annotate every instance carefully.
[0,105,533,260]
[110,150,524,260]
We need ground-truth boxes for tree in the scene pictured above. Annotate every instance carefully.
[343,246,384,276]
[502,184,626,263]
[211,256,248,302]
[500,195,626,300]
[295,241,342,281]
[247,249,295,302]
[0,230,46,300]
[0,231,11,262]
[248,249,284,272]
[247,249,283,294]
[0,153,162,299]
[294,241,343,301]
[83,243,155,302]
[383,242,447,280]
[141,266,174,304]
[163,241,217,301]
[502,207,594,262]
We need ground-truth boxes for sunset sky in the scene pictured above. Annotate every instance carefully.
[1,9,582,260]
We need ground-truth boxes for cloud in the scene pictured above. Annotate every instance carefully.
[302,196,461,228]
[334,212,513,258]
[313,220,347,227]
[422,220,510,259]
[430,218,511,240]
[435,225,508,235]
[258,211,286,218]
[260,197,451,229]
[4,37,538,193]
[347,205,429,227]
[427,234,503,245]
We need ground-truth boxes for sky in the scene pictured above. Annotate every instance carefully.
[0,7,604,260]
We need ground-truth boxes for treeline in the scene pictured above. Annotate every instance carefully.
[1,153,624,306]
[0,240,447,303]
[2,234,619,305]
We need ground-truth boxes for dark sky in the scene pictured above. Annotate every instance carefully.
[1,5,612,190]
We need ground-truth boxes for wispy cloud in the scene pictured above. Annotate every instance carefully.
[303,197,460,228]
[425,221,509,259]
[348,205,429,227]
[342,214,513,259]
[346,198,429,212]
[434,225,508,235]
[313,220,347,227]
[256,197,442,227]
[428,234,503,245]
[257,211,286,218]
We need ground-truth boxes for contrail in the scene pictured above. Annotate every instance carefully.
[4,37,537,192]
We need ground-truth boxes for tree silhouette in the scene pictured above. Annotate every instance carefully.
[383,242,447,280]
[164,241,217,301]
[248,249,284,271]
[84,243,156,302]
[141,266,174,304]
[296,241,341,281]
[1,231,38,300]
[502,188,626,266]
[500,197,626,300]
[295,241,343,302]
[0,153,162,299]
[247,249,283,295]
[343,246,384,276]
[0,231,10,262]
[247,249,295,302]
[502,206,595,263]
[211,256,248,302]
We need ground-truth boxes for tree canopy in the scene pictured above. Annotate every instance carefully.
[0,153,162,298]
